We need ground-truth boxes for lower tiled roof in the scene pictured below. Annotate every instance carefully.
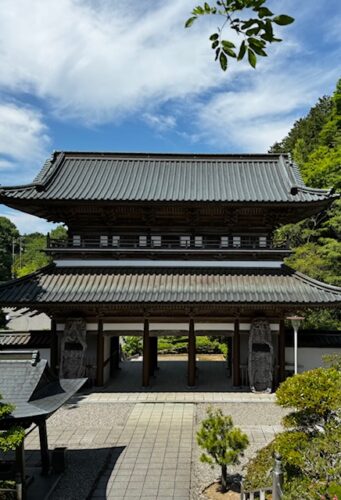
[0,264,340,306]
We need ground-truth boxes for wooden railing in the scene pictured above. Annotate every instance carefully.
[47,235,288,252]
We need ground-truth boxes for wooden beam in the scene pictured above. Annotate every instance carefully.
[15,440,25,500]
[110,336,120,376]
[150,336,158,375]
[278,319,285,384]
[96,318,104,386]
[233,318,241,386]
[142,319,150,387]
[38,420,50,476]
[188,318,196,387]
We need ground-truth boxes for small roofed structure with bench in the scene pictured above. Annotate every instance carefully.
[0,350,85,498]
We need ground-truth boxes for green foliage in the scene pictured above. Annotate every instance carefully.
[121,335,228,358]
[242,441,275,490]
[13,226,67,277]
[0,393,24,453]
[276,367,341,423]
[270,96,333,159]
[157,336,227,356]
[186,0,294,71]
[323,352,341,371]
[244,367,341,498]
[271,78,341,330]
[0,216,19,282]
[197,407,249,491]
[122,336,142,357]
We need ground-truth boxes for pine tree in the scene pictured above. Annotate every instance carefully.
[197,407,249,492]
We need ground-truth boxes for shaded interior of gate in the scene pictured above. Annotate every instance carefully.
[52,318,285,392]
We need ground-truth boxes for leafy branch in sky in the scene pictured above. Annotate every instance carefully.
[185,0,294,71]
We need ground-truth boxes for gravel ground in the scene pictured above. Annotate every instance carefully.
[190,403,288,500]
[47,401,133,429]
[46,403,133,500]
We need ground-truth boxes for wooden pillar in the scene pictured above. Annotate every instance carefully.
[233,318,241,386]
[150,336,158,375]
[110,336,120,373]
[96,318,104,386]
[15,439,25,500]
[38,420,50,476]
[143,319,150,387]
[188,318,196,387]
[227,337,232,377]
[50,318,58,375]
[278,319,285,384]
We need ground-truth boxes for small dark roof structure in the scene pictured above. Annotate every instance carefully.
[0,331,51,349]
[0,351,85,425]
[285,330,341,348]
[0,264,340,306]
[0,152,337,205]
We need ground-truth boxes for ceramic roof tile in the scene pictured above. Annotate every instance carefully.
[0,152,337,204]
[0,265,340,306]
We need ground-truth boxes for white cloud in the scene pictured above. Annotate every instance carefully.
[0,209,56,235]
[0,0,226,124]
[0,102,50,184]
[0,159,15,170]
[0,0,339,158]
[195,63,340,151]
[143,113,176,132]
[0,102,50,162]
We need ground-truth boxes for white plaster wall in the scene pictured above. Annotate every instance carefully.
[285,347,341,372]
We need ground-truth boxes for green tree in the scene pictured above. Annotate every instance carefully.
[13,226,67,277]
[271,78,341,330]
[0,394,24,452]
[270,96,333,160]
[244,367,341,499]
[186,0,294,71]
[0,217,19,282]
[197,407,249,492]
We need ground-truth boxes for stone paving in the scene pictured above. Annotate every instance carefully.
[22,361,284,499]
[93,403,194,499]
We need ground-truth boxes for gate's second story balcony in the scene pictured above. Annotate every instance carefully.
[46,234,290,261]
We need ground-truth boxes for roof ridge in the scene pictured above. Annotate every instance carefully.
[0,264,55,289]
[56,150,289,158]
[284,264,341,293]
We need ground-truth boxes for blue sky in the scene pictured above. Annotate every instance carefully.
[0,0,340,233]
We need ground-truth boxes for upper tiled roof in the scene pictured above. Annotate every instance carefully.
[0,151,337,204]
[0,264,340,306]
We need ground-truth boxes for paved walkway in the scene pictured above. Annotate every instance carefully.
[93,404,194,499]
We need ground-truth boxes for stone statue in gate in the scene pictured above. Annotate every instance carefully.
[60,318,87,378]
[248,318,273,393]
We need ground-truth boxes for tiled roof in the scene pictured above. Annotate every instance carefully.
[0,351,85,422]
[0,264,340,306]
[0,152,337,204]
[0,331,51,348]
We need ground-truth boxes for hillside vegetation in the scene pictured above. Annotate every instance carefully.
[270,78,341,329]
